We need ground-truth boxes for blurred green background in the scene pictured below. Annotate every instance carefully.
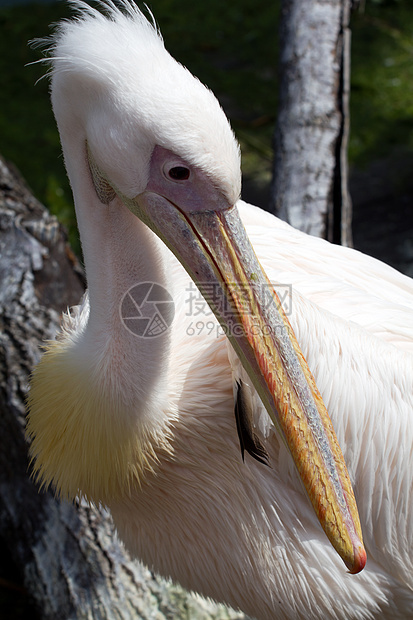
[0,0,412,615]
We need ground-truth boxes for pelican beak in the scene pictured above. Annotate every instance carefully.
[88,148,366,574]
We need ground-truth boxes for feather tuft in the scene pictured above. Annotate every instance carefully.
[27,337,173,504]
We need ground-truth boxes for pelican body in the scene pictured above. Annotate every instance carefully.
[27,3,413,618]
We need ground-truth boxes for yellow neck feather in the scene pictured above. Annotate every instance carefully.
[27,339,172,504]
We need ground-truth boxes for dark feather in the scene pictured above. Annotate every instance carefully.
[234,380,269,467]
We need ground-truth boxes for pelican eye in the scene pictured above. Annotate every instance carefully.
[168,166,190,181]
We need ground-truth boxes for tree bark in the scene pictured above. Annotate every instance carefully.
[0,156,247,620]
[270,0,353,246]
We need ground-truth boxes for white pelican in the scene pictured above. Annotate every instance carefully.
[27,3,413,618]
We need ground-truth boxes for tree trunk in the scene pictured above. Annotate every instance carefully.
[0,156,247,620]
[270,0,353,246]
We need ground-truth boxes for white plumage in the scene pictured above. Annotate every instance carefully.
[107,202,413,619]
[28,3,413,618]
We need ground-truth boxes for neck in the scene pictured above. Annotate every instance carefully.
[28,141,176,503]
[67,140,173,422]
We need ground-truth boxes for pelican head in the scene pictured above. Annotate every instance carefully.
[50,3,240,203]
[28,1,365,574]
